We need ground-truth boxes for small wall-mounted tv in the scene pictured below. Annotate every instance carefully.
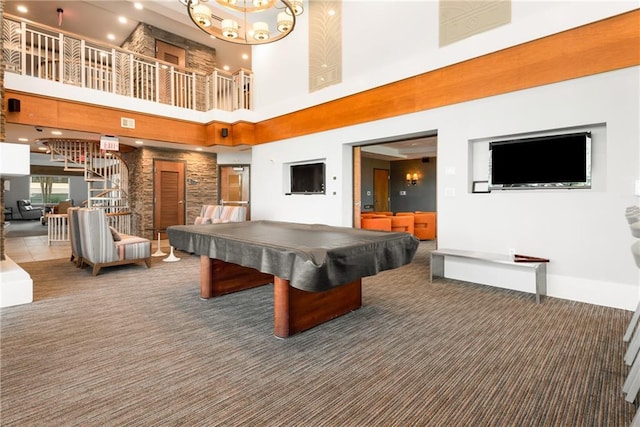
[489,132,591,190]
[290,162,325,194]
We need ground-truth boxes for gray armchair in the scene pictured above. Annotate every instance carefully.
[16,200,44,221]
[76,208,151,275]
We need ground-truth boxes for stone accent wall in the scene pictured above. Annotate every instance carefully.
[122,23,217,73]
[121,23,154,58]
[121,23,216,111]
[121,147,218,239]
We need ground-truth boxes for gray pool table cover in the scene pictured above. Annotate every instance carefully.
[167,220,419,292]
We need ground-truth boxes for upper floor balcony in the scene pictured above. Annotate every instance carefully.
[2,14,253,114]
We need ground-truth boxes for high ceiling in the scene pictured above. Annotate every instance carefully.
[4,0,251,71]
[4,0,436,160]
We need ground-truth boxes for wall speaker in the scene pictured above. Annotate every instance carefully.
[8,98,20,112]
[221,128,229,138]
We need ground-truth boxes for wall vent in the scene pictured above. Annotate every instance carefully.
[121,117,136,129]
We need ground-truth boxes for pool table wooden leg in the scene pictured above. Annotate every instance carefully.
[200,256,273,298]
[273,277,362,338]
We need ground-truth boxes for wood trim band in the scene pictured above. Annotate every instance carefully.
[255,9,640,144]
[5,10,639,148]
[4,91,208,147]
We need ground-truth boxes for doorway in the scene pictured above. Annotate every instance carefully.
[153,159,186,236]
[373,168,390,212]
[352,132,438,230]
[218,165,251,220]
[156,40,186,106]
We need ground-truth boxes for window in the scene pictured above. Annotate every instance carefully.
[30,176,70,205]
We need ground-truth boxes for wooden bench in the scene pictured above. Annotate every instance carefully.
[430,248,547,303]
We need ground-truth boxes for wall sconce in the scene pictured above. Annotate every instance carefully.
[406,172,418,186]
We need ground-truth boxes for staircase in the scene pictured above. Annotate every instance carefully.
[44,139,132,234]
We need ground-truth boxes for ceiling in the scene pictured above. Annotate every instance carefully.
[360,136,437,161]
[4,0,436,161]
[4,0,251,71]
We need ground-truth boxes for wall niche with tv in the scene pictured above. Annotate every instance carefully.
[469,124,604,192]
[284,160,326,195]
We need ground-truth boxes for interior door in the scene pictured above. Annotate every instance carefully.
[373,168,390,212]
[154,160,185,236]
[156,40,186,106]
[353,146,362,227]
[219,165,250,220]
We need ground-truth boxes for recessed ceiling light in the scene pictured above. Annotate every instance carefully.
[223,65,230,71]
[18,137,28,142]
[51,131,62,135]
[242,54,249,60]
[38,147,47,151]
[135,140,144,145]
[17,5,28,13]
[107,34,116,41]
[196,148,203,152]
[134,2,143,10]
[118,16,127,24]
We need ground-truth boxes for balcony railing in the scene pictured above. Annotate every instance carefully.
[2,14,253,112]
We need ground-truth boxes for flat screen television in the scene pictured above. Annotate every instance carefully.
[290,162,325,194]
[489,132,591,190]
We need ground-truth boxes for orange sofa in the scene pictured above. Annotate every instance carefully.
[361,216,392,231]
[390,214,414,234]
[360,211,436,239]
[396,211,437,240]
[413,212,436,240]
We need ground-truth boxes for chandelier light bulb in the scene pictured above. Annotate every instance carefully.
[253,22,270,41]
[253,0,272,8]
[277,12,293,33]
[193,4,212,27]
[286,0,303,16]
[221,19,239,38]
[185,0,302,45]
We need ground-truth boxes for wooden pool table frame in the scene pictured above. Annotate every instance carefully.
[200,256,362,338]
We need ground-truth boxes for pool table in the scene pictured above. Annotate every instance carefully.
[167,220,418,338]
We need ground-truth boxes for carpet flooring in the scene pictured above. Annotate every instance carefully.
[0,242,636,426]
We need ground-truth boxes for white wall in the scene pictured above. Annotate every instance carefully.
[248,1,640,310]
[251,129,351,226]
[252,1,638,120]
[6,2,636,126]
[251,66,640,310]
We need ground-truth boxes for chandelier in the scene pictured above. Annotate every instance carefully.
[182,0,304,45]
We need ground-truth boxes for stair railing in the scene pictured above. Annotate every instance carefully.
[44,139,132,234]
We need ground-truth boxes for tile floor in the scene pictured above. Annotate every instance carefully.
[4,235,70,263]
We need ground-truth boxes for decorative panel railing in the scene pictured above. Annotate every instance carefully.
[2,14,253,113]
